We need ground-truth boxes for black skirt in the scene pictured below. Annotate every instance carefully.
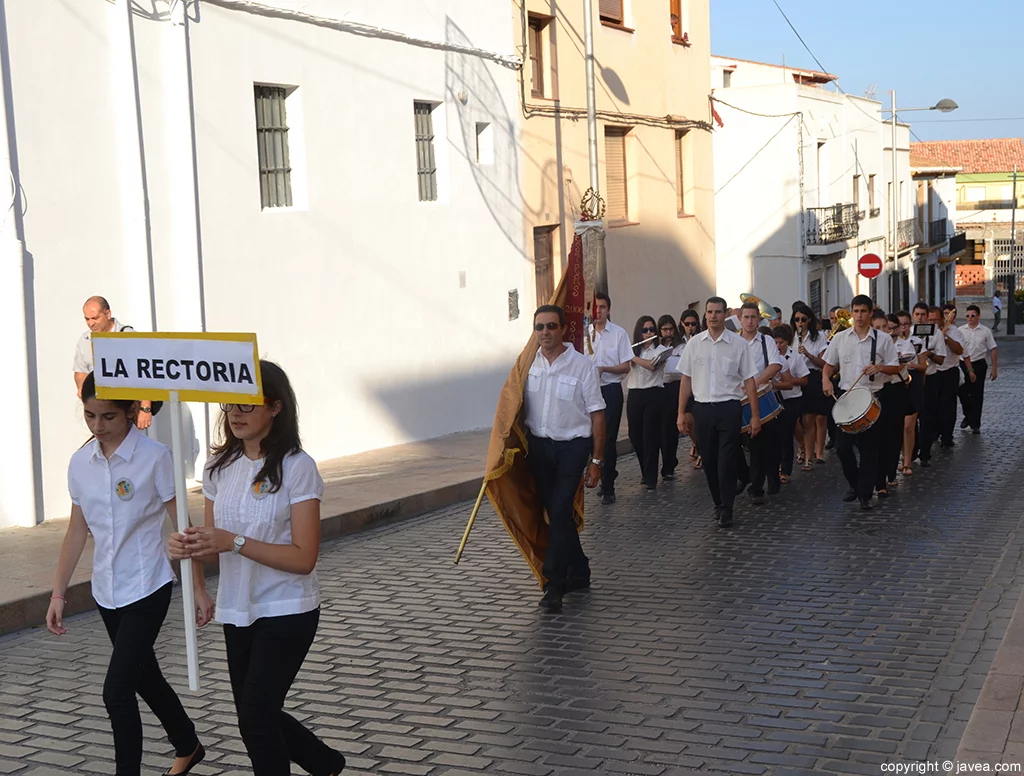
[804,370,830,416]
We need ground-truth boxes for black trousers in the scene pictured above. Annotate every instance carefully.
[958,358,988,430]
[919,373,941,462]
[224,609,343,776]
[97,582,199,776]
[527,434,592,594]
[779,396,804,476]
[661,381,681,476]
[692,400,742,515]
[937,368,961,444]
[627,387,664,487]
[835,395,881,501]
[599,382,624,495]
[737,412,781,496]
[877,382,906,487]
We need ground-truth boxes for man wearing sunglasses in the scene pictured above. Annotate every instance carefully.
[587,292,633,505]
[523,305,606,613]
[958,303,998,433]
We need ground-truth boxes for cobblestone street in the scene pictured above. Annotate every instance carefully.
[2,342,1023,776]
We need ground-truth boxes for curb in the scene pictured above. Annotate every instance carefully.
[1,437,634,638]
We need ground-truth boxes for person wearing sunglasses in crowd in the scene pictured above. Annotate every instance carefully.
[48,372,205,776]
[628,315,670,490]
[679,310,703,469]
[657,316,684,481]
[791,304,829,469]
[168,361,347,776]
[958,303,998,434]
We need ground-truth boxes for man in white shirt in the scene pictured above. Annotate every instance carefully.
[72,296,153,430]
[736,301,788,504]
[993,290,1003,333]
[524,305,606,613]
[823,295,900,510]
[913,302,945,467]
[676,297,760,528]
[958,303,999,433]
[587,292,633,504]
[932,304,972,448]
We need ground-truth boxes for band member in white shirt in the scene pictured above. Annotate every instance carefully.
[871,311,904,497]
[588,292,633,504]
[49,373,204,776]
[912,303,944,467]
[958,303,999,433]
[932,304,972,448]
[736,301,787,504]
[627,315,670,490]
[772,324,810,484]
[823,295,900,510]
[509,305,604,611]
[658,315,685,480]
[896,311,927,478]
[792,304,829,468]
[169,362,347,776]
[677,297,761,528]
[679,310,703,468]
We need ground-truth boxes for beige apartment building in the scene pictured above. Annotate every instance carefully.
[515,0,716,326]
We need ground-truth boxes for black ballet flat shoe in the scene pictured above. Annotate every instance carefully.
[165,743,205,776]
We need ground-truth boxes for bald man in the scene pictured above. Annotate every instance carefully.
[72,296,153,429]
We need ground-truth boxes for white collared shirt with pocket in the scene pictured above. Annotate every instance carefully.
[588,321,633,386]
[67,424,176,610]
[678,329,758,403]
[777,349,809,399]
[959,323,997,362]
[204,451,324,627]
[936,324,965,372]
[823,327,899,393]
[72,319,133,374]
[627,343,670,390]
[523,344,605,441]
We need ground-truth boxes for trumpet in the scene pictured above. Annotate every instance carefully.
[826,309,852,341]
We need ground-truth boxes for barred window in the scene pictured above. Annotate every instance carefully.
[414,102,438,202]
[254,85,292,209]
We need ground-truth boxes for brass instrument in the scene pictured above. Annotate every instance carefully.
[739,292,777,320]
[826,309,852,341]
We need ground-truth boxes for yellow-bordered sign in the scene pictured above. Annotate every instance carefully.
[91,331,264,405]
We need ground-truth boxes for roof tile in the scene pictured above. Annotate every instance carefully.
[910,138,1024,174]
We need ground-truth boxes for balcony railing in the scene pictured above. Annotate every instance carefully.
[929,219,947,245]
[806,203,859,246]
[897,218,916,249]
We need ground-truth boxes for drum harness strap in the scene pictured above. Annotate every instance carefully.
[868,331,877,383]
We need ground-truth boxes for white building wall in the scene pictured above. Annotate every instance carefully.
[1,0,527,527]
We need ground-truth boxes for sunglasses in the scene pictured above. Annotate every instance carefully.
[966,313,978,317]
[641,326,657,333]
[682,321,697,326]
[794,316,809,322]
[220,403,256,413]
[533,322,561,331]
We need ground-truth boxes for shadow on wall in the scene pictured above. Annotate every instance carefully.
[361,361,512,442]
[444,17,524,258]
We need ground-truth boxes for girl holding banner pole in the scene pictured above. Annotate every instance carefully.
[168,361,346,776]
[46,372,205,776]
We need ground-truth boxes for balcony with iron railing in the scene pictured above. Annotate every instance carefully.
[897,218,916,251]
[805,203,859,252]
[929,218,947,245]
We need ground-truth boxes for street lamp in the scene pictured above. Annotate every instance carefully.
[882,92,958,305]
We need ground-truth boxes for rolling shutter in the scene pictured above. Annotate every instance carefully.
[605,127,628,222]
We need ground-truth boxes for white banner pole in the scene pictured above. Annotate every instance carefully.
[169,390,200,691]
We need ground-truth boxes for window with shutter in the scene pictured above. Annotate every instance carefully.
[599,0,623,24]
[528,17,545,98]
[254,85,293,209]
[670,0,682,38]
[675,129,688,216]
[414,102,438,202]
[533,226,556,305]
[604,127,629,222]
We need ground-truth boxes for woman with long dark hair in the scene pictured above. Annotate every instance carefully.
[48,373,204,776]
[169,361,346,776]
[627,315,669,489]
[657,315,684,480]
[791,304,829,468]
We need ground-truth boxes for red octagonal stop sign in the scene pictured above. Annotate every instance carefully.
[858,253,883,279]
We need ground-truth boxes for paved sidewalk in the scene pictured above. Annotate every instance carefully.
[0,428,493,636]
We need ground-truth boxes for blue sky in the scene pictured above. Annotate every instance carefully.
[710,0,1024,143]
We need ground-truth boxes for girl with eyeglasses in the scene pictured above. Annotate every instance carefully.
[169,361,346,776]
[48,373,205,776]
[790,304,828,469]
[678,310,702,468]
[657,316,684,480]
[627,315,669,490]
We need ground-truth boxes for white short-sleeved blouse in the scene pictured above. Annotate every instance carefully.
[204,451,324,627]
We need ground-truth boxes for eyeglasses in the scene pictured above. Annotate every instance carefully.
[794,316,809,322]
[533,322,561,331]
[682,321,698,327]
[660,326,675,332]
[220,403,255,413]
[641,326,657,333]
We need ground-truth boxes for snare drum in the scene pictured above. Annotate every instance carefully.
[831,387,881,434]
[741,384,783,434]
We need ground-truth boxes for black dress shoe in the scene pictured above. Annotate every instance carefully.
[718,510,734,528]
[920,459,931,467]
[859,499,874,511]
[645,482,657,490]
[566,577,591,593]
[538,589,563,612]
[323,752,347,776]
[713,505,722,522]
[842,489,858,503]
[972,428,981,435]
[662,472,676,481]
[877,488,888,499]
[961,418,970,429]
[601,492,616,505]
[165,743,205,776]
[749,491,765,505]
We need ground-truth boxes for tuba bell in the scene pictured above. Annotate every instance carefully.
[826,309,852,341]
[739,292,777,321]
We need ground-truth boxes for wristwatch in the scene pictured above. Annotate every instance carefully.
[231,535,247,555]
[139,406,152,414]
[591,458,603,467]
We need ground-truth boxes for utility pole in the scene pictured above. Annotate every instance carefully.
[890,90,899,302]
[1009,165,1017,335]
[581,0,607,294]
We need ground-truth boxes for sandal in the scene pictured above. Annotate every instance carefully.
[694,456,703,470]
[815,457,826,465]
[796,452,805,464]
[689,446,698,461]
[780,474,791,484]
[801,461,813,472]
[902,466,912,477]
